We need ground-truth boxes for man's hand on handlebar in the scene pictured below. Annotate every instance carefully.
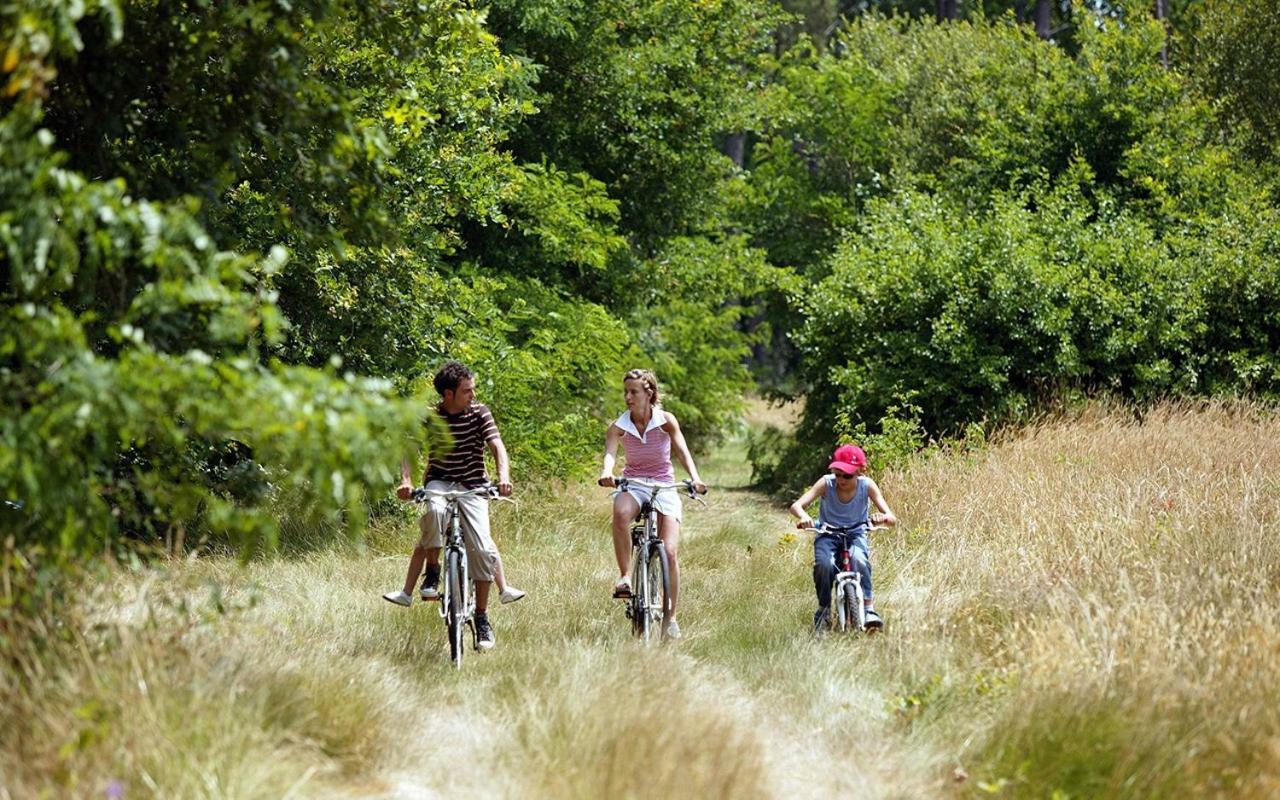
[497,478,514,497]
[396,482,414,501]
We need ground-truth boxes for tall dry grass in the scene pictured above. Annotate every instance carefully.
[4,400,1280,798]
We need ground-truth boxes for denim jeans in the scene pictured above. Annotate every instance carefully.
[813,530,871,609]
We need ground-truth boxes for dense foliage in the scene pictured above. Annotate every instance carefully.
[747,8,1280,493]
[2,0,783,568]
[5,0,1280,553]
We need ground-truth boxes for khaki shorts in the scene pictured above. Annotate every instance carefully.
[417,480,500,582]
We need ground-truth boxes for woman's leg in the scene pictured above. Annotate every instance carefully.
[612,492,641,580]
[657,513,681,618]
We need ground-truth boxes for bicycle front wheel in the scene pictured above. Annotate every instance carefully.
[643,542,671,644]
[446,550,466,668]
[833,580,851,632]
[842,582,861,633]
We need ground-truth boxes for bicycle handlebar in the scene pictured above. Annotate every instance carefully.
[804,519,888,534]
[410,484,509,503]
[607,477,708,500]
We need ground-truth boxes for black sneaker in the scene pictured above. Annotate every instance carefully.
[813,607,831,635]
[474,613,495,650]
[420,564,441,601]
[864,608,884,631]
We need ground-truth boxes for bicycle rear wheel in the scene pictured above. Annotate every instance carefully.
[644,542,671,643]
[446,550,466,668]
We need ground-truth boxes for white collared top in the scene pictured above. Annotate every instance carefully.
[615,407,675,481]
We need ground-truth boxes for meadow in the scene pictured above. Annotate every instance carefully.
[4,400,1279,798]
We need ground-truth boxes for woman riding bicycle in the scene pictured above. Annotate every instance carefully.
[597,369,706,640]
[789,444,897,633]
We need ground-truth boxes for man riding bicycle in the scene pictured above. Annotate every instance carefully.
[382,361,525,650]
[789,444,897,633]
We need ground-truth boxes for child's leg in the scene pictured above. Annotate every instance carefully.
[851,537,873,607]
[812,534,839,610]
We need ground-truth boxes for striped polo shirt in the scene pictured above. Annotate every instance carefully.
[425,402,501,488]
[617,408,675,482]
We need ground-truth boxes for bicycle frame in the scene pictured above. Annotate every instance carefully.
[812,520,883,634]
[411,485,500,667]
[609,477,702,642]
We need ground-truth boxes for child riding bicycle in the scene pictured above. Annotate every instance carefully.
[382,361,525,651]
[789,444,897,633]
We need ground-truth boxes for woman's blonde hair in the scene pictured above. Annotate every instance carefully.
[623,368,660,406]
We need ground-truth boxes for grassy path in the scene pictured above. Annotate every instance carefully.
[8,402,1280,798]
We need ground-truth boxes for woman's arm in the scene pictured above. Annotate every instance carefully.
[663,413,706,492]
[788,477,828,528]
[598,424,623,486]
[867,478,897,526]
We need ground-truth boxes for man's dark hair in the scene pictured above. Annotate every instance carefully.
[433,361,473,396]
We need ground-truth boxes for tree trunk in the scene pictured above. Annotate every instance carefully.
[1034,0,1051,39]
[1154,0,1169,68]
[1014,0,1027,24]
[723,133,746,169]
[935,0,959,21]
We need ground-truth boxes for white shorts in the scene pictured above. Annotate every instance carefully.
[622,483,683,522]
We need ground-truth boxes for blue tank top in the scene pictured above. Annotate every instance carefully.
[817,475,870,530]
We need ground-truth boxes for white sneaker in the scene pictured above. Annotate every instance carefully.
[382,590,412,607]
[664,618,682,640]
[500,587,527,604]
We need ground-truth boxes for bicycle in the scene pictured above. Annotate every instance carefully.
[410,484,508,667]
[606,477,706,643]
[806,519,887,634]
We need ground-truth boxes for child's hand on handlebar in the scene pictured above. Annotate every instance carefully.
[796,516,814,530]
[597,475,617,488]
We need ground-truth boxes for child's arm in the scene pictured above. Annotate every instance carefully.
[866,478,897,526]
[788,478,828,529]
[598,424,623,486]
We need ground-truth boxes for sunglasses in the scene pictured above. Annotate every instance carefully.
[832,471,856,480]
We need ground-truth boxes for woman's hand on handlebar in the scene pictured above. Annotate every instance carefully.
[692,480,707,495]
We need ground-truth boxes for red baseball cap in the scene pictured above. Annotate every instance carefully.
[828,444,866,475]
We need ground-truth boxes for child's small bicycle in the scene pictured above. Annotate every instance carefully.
[809,520,887,634]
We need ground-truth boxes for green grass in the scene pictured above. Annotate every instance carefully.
[5,401,1280,798]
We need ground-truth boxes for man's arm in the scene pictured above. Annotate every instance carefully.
[789,477,828,528]
[487,437,513,497]
[397,459,415,500]
[598,424,622,486]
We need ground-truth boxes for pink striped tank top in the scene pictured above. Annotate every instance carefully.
[618,408,675,481]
